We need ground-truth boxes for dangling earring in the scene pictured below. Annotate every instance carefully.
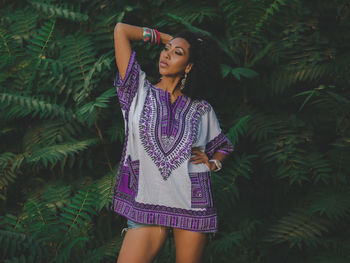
[180,73,188,90]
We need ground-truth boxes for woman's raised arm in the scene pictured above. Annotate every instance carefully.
[114,23,173,80]
[113,23,143,80]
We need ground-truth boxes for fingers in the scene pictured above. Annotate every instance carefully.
[191,147,202,154]
[190,156,202,162]
[190,148,209,165]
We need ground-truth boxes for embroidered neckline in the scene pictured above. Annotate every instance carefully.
[152,84,184,106]
[139,80,211,180]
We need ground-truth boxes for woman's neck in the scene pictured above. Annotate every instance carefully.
[156,75,183,96]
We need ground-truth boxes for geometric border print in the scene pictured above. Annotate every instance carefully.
[189,171,213,208]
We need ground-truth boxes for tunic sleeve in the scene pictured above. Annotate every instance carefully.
[202,105,234,159]
[113,50,141,115]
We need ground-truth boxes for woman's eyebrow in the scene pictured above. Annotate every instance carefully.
[167,43,185,53]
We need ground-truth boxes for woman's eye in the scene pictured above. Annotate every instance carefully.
[175,51,182,55]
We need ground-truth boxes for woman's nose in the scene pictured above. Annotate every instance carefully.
[164,51,170,59]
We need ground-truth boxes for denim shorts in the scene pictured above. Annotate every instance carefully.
[120,219,210,236]
[127,219,152,228]
[120,219,162,236]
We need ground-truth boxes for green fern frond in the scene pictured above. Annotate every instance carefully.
[162,4,218,24]
[25,18,56,91]
[29,1,88,22]
[0,152,24,200]
[106,118,125,143]
[96,235,124,258]
[41,185,73,209]
[212,153,256,207]
[165,13,238,63]
[22,121,83,150]
[0,93,77,121]
[26,18,56,59]
[258,126,314,185]
[7,8,38,41]
[0,28,24,66]
[166,13,213,37]
[23,197,57,233]
[26,138,99,169]
[238,218,263,239]
[309,188,350,220]
[38,57,64,76]
[55,237,89,263]
[266,209,330,248]
[95,167,118,211]
[253,0,287,35]
[59,186,100,235]
[226,115,250,146]
[247,112,284,142]
[208,230,244,253]
[0,214,25,232]
[306,152,332,184]
[60,32,97,100]
[74,51,115,104]
[76,88,118,126]
[270,63,334,95]
[0,230,26,259]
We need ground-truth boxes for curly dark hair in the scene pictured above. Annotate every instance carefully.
[172,30,222,102]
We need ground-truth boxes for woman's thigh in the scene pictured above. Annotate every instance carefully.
[117,223,170,263]
[173,228,208,263]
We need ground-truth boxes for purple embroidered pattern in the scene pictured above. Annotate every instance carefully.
[113,51,140,113]
[111,196,218,232]
[112,159,217,232]
[139,82,211,180]
[205,132,234,159]
[189,171,213,208]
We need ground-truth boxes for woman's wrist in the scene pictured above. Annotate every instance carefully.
[115,23,173,45]
[208,161,216,172]
[159,32,173,45]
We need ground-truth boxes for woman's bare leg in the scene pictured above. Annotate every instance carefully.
[117,226,169,263]
[173,228,208,263]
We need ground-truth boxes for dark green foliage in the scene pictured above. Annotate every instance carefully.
[1,0,350,262]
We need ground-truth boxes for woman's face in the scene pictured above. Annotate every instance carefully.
[158,37,193,77]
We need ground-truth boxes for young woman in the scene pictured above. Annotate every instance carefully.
[110,22,234,263]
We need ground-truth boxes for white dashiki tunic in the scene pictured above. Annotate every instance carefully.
[110,50,234,232]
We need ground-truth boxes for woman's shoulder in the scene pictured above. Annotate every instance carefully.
[191,98,212,115]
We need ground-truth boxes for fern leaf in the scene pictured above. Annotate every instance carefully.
[59,186,100,236]
[226,115,250,146]
[95,167,118,211]
[0,93,77,121]
[26,139,98,168]
[0,152,24,200]
[42,185,73,209]
[266,209,330,248]
[75,51,114,104]
[0,28,24,66]
[22,121,83,150]
[60,32,97,100]
[208,230,244,253]
[76,88,117,126]
[29,1,88,22]
[7,8,38,41]
[309,188,350,220]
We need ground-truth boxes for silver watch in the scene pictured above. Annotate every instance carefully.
[209,159,222,172]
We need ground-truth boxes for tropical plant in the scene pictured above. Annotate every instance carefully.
[1,0,350,262]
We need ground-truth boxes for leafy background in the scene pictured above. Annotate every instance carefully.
[1,0,350,262]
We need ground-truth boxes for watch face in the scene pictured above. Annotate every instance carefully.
[217,160,222,169]
[210,159,222,170]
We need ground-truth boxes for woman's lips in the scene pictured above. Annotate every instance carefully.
[160,61,168,67]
